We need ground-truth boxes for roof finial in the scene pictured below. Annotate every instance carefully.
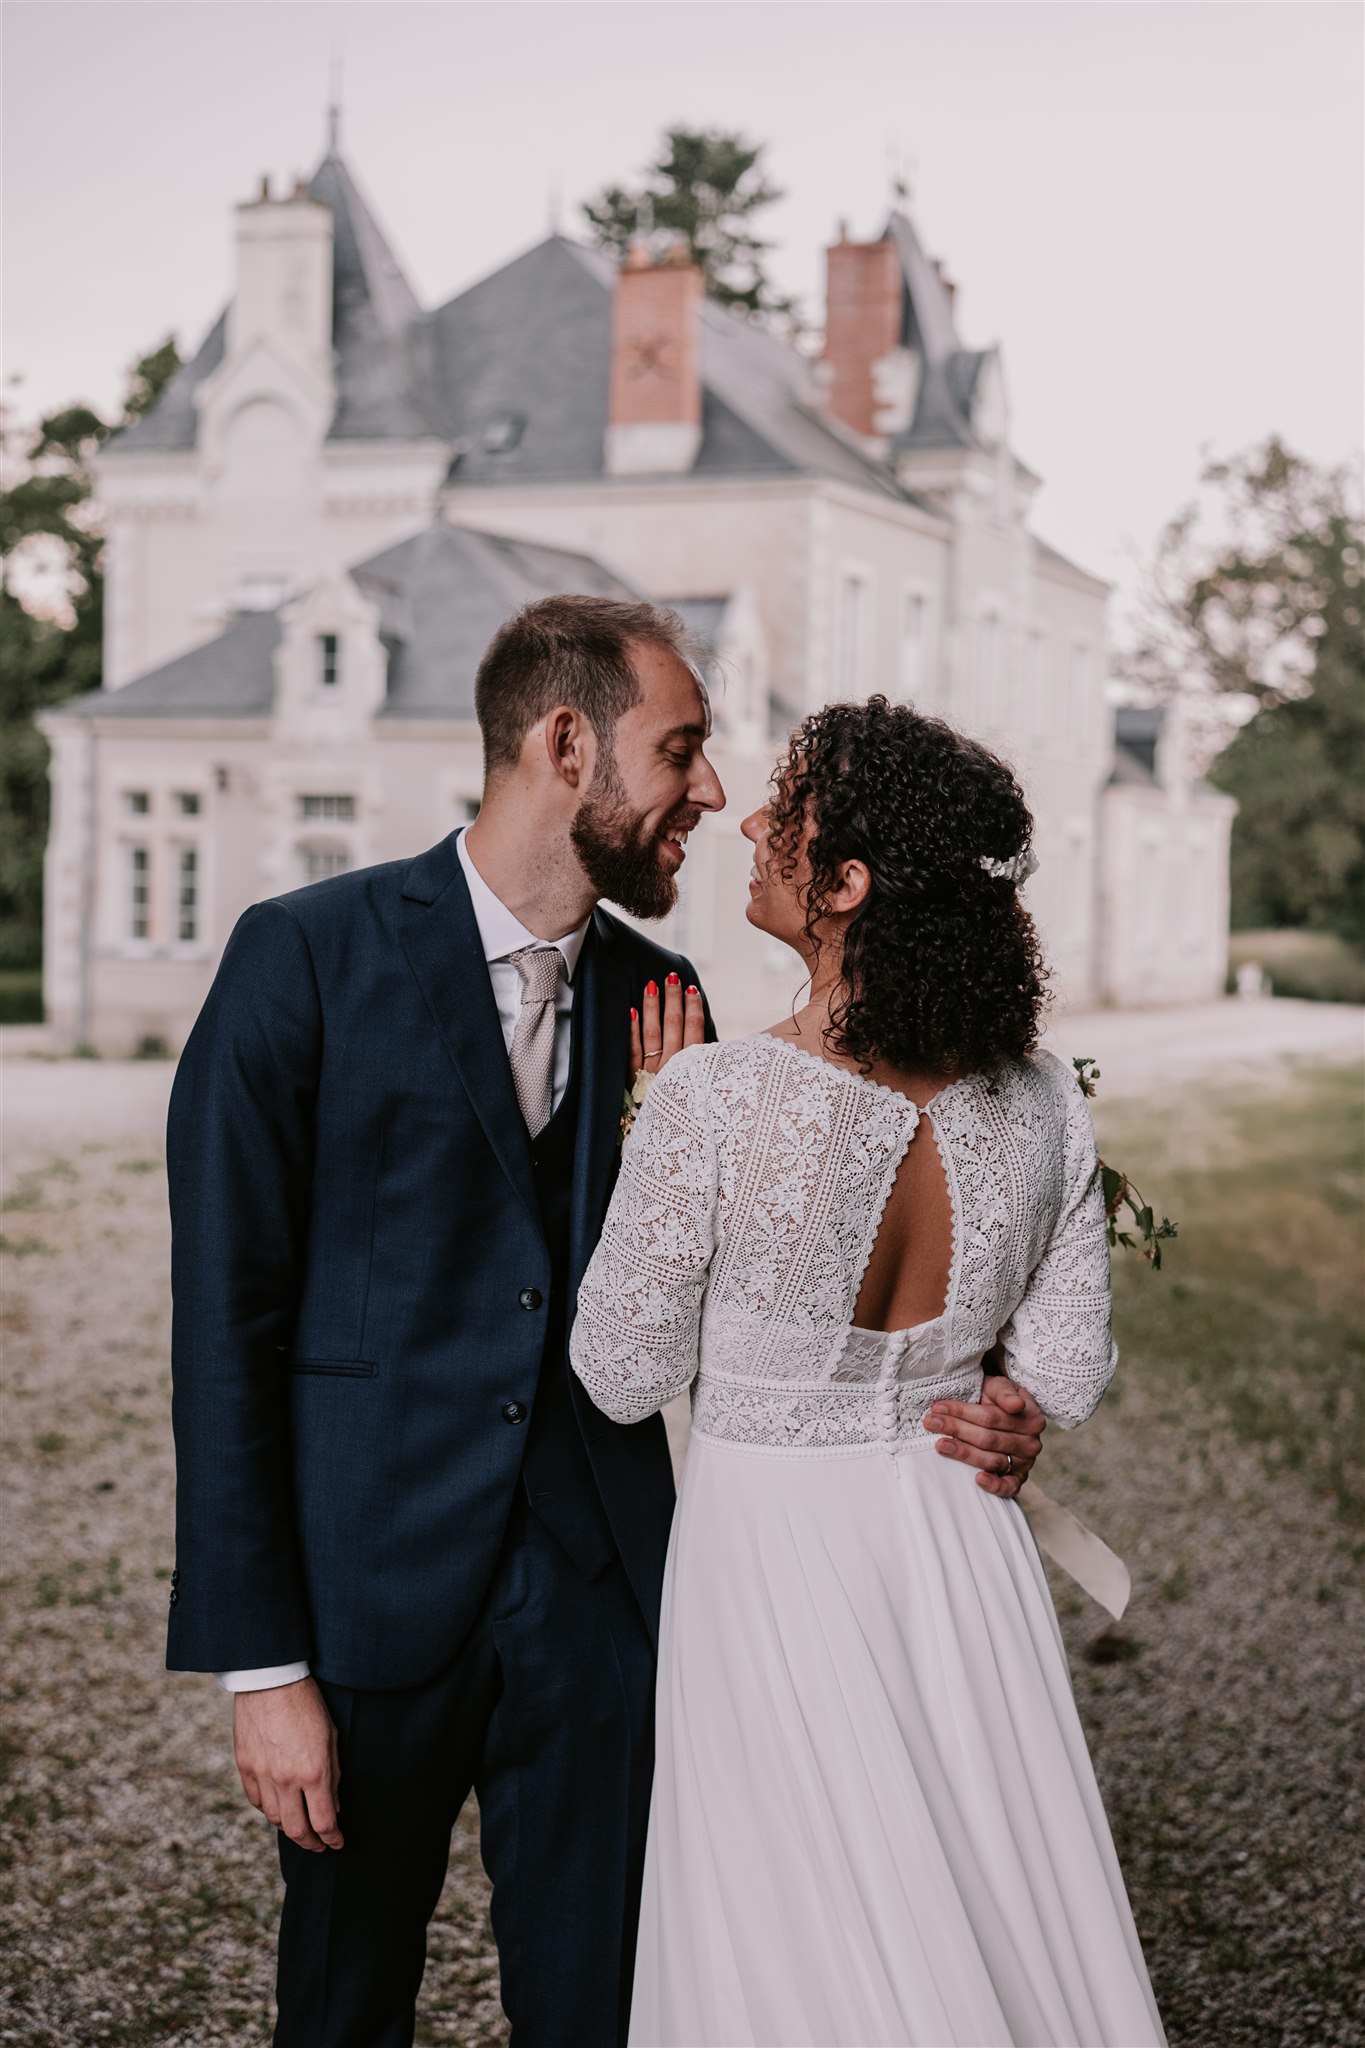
[888,138,914,210]
[327,42,343,156]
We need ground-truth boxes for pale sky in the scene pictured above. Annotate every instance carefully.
[4,0,1361,629]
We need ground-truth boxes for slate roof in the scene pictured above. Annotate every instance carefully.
[885,209,991,454]
[107,149,910,500]
[411,235,904,498]
[306,152,437,441]
[101,144,1088,551]
[1112,705,1162,781]
[108,310,227,454]
[58,524,640,723]
[109,150,436,455]
[663,596,730,650]
[1033,534,1110,590]
[357,524,637,719]
[59,612,283,718]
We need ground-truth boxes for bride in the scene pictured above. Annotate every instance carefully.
[571,696,1166,2048]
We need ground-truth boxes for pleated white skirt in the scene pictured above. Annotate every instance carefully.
[629,1435,1166,2048]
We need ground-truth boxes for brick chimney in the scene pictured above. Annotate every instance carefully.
[604,239,703,476]
[820,230,904,442]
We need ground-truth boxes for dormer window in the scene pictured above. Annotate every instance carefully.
[319,633,340,688]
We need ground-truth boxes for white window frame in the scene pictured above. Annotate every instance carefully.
[834,563,873,698]
[899,584,932,705]
[297,793,357,822]
[126,841,151,947]
[297,840,351,886]
[978,605,1005,726]
[318,632,340,689]
[1023,624,1048,736]
[171,841,202,950]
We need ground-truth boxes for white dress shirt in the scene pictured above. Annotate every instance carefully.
[216,832,591,1694]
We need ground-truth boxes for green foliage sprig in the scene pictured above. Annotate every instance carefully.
[1073,1058,1178,1269]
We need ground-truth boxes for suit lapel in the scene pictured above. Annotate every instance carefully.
[569,909,635,1298]
[398,836,540,1232]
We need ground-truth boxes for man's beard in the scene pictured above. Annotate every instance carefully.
[570,752,688,921]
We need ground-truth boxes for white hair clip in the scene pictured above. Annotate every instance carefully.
[980,848,1039,886]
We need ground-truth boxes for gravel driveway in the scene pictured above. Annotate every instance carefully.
[2,1004,1362,2046]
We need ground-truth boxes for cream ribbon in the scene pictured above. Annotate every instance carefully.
[1017,1483,1131,1620]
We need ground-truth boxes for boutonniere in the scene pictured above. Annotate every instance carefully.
[619,1070,653,1151]
[1073,1058,1178,1268]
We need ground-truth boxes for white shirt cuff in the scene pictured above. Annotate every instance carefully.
[215,1661,311,1694]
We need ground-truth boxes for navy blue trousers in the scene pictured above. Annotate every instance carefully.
[274,1499,656,2048]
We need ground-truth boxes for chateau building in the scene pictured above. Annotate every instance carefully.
[41,130,1233,1051]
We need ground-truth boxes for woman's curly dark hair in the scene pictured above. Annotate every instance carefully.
[768,696,1049,1075]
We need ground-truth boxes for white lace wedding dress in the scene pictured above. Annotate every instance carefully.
[571,1034,1166,2048]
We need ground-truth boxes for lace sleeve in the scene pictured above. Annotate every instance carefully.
[570,1047,718,1424]
[998,1068,1117,1428]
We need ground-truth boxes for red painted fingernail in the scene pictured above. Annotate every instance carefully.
[630,1007,638,1021]
[666,973,680,987]
[686,984,698,996]
[645,981,658,997]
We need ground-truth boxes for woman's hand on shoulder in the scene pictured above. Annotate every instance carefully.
[632,972,706,1079]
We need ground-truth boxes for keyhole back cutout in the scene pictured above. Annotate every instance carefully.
[850,1114,954,1335]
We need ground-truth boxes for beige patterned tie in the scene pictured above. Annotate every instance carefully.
[507,945,567,1137]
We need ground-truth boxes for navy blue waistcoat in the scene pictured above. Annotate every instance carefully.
[518,1019,616,1580]
[165,832,711,1691]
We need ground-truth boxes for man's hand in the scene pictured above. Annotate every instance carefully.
[233,1676,343,1853]
[632,972,706,1077]
[925,1357,1047,1500]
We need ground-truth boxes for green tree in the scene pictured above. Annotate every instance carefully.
[0,340,181,969]
[1210,617,1364,944]
[1123,438,1364,947]
[583,127,797,329]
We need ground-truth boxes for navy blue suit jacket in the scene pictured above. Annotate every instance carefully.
[165,831,711,1690]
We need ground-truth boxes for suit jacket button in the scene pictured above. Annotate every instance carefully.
[518,1287,542,1311]
[501,1400,528,1425]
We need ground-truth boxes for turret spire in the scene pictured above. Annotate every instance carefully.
[326,44,343,157]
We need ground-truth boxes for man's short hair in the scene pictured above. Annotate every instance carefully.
[474,594,694,777]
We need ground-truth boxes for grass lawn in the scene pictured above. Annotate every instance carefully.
[1227,929,1365,1003]
[1095,1060,1365,1528]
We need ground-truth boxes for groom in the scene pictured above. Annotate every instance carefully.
[166,593,1049,2046]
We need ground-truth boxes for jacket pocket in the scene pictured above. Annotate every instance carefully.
[289,1358,378,1378]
